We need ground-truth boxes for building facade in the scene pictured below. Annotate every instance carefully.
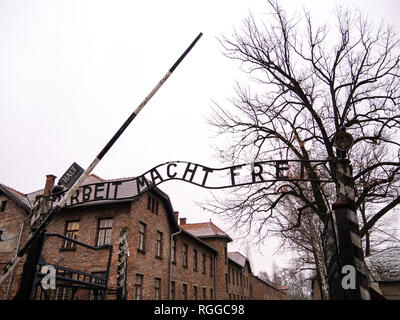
[0,174,288,300]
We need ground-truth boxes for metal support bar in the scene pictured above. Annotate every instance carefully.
[0,32,203,288]
[331,159,370,300]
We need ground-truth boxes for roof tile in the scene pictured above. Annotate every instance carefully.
[180,222,232,241]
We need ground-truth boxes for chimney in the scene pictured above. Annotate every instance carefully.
[179,218,187,225]
[173,211,179,223]
[43,174,57,196]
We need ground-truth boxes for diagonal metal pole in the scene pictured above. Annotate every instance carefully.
[0,32,203,286]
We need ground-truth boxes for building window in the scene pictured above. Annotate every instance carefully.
[202,253,206,274]
[155,201,159,214]
[63,221,79,250]
[134,274,143,300]
[224,247,227,264]
[170,281,176,300]
[97,218,113,246]
[183,283,188,299]
[193,285,198,300]
[147,195,159,214]
[202,287,206,300]
[155,278,161,300]
[225,274,228,292]
[193,249,198,272]
[210,288,214,300]
[90,271,106,300]
[228,266,231,283]
[0,200,7,212]
[156,231,163,258]
[55,271,72,300]
[183,244,188,268]
[209,255,213,277]
[172,238,177,264]
[138,222,146,252]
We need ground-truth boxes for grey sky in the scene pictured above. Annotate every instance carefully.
[1,0,399,275]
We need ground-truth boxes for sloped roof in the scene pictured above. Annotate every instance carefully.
[365,247,400,282]
[1,174,179,229]
[228,252,247,267]
[228,251,252,273]
[180,222,232,242]
[26,174,145,206]
[0,183,31,211]
[179,228,219,254]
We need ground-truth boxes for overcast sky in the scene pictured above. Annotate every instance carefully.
[1,0,399,276]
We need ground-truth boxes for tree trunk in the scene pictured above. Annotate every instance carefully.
[360,202,371,256]
[307,214,330,300]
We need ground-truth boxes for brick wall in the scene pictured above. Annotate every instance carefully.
[199,237,229,299]
[125,192,173,300]
[1,187,290,300]
[171,231,217,300]
[0,191,31,299]
[226,260,251,300]
[249,274,288,300]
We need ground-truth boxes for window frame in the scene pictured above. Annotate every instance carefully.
[209,254,213,277]
[172,238,177,264]
[182,243,188,268]
[193,285,198,300]
[182,283,188,300]
[147,195,159,215]
[0,200,7,212]
[154,278,161,300]
[90,271,106,300]
[134,274,143,300]
[156,231,163,259]
[170,281,176,300]
[55,271,72,300]
[62,220,80,250]
[137,221,146,253]
[193,249,198,272]
[96,218,113,246]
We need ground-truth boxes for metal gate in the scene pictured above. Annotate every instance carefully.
[31,233,113,300]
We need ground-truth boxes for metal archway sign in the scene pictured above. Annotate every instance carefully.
[48,159,336,209]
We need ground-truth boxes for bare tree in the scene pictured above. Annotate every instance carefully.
[279,267,312,300]
[257,270,271,283]
[204,0,400,298]
[269,195,330,299]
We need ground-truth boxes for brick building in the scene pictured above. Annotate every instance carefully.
[0,174,288,300]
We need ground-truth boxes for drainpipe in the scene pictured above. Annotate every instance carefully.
[169,229,181,299]
[213,255,217,300]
